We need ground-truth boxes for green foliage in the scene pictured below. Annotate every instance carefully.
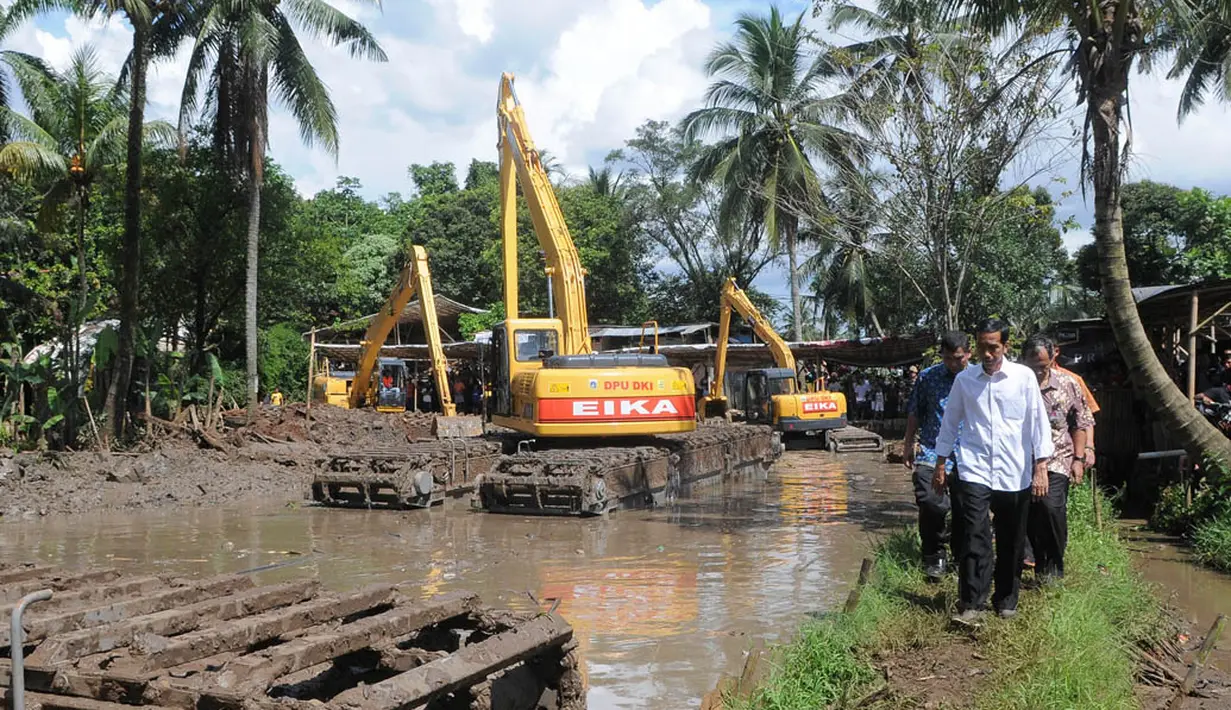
[258,323,309,401]
[409,161,459,197]
[729,486,1164,710]
[1075,181,1231,290]
[1193,510,1231,572]
[458,302,504,340]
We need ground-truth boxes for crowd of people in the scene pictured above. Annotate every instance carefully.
[900,320,1099,625]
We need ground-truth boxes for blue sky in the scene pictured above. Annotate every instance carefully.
[10,0,1231,311]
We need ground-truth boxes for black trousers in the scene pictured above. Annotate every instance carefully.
[952,479,1031,612]
[1027,473,1070,578]
[912,466,951,564]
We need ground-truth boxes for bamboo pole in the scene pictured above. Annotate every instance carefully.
[1187,292,1198,406]
[306,329,316,415]
[1168,614,1226,710]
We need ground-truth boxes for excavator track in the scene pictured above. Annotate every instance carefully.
[472,422,781,516]
[311,439,504,509]
[826,426,885,453]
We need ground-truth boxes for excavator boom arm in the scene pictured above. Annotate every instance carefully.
[709,277,796,400]
[497,73,592,355]
[348,246,456,415]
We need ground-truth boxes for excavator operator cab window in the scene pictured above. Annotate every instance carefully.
[746,372,770,424]
[514,330,559,362]
[768,376,796,396]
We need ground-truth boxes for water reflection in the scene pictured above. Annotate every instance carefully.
[0,450,903,709]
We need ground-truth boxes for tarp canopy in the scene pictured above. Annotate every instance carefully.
[618,333,935,368]
[306,295,487,340]
[314,341,484,364]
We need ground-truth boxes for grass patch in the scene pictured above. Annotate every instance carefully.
[1193,509,1231,572]
[725,485,1166,710]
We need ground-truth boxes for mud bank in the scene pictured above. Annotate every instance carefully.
[719,487,1231,710]
[0,404,445,520]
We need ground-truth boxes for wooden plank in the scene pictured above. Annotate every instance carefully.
[217,590,479,693]
[1,576,251,648]
[128,584,396,673]
[0,569,122,604]
[329,614,572,710]
[0,564,57,586]
[0,576,166,618]
[25,580,318,668]
[3,689,175,710]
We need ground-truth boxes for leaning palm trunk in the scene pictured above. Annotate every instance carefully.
[786,215,803,341]
[1087,48,1231,468]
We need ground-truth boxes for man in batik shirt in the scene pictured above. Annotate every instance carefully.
[902,331,971,581]
[1021,334,1094,581]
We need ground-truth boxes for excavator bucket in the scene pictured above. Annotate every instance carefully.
[433,414,484,439]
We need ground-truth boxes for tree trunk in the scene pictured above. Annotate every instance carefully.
[104,22,148,446]
[66,187,89,448]
[786,215,802,341]
[244,153,263,423]
[1089,89,1231,467]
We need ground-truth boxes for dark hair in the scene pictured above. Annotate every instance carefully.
[1022,333,1056,358]
[940,330,970,353]
[975,318,1010,343]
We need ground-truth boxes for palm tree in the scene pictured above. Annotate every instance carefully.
[824,0,969,103]
[70,0,193,444]
[0,2,60,142]
[586,165,625,199]
[682,6,865,341]
[940,0,1231,463]
[801,186,883,337]
[178,0,387,420]
[1166,3,1231,120]
[0,45,173,445]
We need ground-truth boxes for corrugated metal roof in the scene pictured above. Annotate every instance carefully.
[588,322,714,338]
[314,341,484,363]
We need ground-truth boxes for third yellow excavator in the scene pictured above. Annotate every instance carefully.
[706,277,883,452]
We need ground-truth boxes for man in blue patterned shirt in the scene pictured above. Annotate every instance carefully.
[902,331,971,581]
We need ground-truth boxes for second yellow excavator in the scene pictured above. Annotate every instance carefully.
[706,277,884,452]
[347,245,456,417]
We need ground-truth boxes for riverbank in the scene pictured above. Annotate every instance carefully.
[724,486,1231,709]
[0,404,440,519]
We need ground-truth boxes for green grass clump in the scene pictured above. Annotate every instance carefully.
[728,485,1167,710]
[1193,509,1231,572]
[977,484,1166,710]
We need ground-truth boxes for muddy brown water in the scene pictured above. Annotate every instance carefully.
[1,449,1227,708]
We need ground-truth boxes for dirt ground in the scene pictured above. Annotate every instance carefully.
[0,404,449,520]
[871,617,1231,710]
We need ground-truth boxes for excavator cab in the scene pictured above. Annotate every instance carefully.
[374,357,409,412]
[744,368,797,425]
[488,318,563,419]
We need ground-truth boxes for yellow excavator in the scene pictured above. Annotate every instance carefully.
[486,73,695,437]
[706,277,883,452]
[313,245,456,416]
[473,74,780,515]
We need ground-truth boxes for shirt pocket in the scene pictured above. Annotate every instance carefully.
[996,393,1026,421]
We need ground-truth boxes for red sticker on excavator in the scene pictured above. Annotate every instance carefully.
[538,395,696,422]
[802,399,840,413]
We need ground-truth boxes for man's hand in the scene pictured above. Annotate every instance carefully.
[1071,459,1085,486]
[1032,462,1049,500]
[902,444,915,471]
[932,460,947,493]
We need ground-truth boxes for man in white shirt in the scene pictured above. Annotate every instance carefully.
[933,318,1054,624]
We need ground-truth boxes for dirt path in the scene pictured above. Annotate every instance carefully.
[0,404,446,520]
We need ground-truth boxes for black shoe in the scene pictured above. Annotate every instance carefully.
[924,558,946,582]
